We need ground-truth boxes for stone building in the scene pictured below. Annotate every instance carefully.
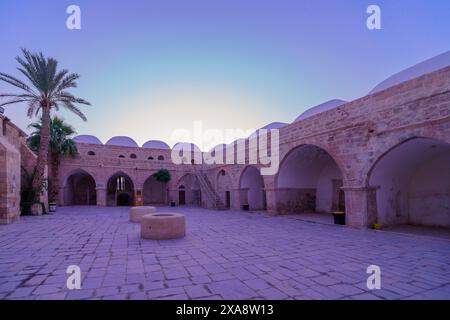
[2,52,450,229]
[0,115,37,224]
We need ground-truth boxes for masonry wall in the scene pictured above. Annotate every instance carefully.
[0,116,36,224]
[57,66,450,228]
[409,153,450,227]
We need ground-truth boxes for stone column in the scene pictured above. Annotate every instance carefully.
[58,187,65,206]
[342,186,378,229]
[96,187,106,206]
[231,188,248,210]
[168,188,178,205]
[264,188,278,215]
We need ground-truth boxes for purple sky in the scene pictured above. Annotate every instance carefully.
[0,0,449,148]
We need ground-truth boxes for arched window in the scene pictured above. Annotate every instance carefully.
[116,176,125,191]
[119,155,125,158]
[130,154,137,159]
[158,155,164,161]
[88,151,95,156]
[148,156,154,160]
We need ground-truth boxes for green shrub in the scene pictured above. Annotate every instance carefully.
[153,169,171,184]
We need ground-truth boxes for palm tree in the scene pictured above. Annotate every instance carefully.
[0,49,90,199]
[28,117,78,203]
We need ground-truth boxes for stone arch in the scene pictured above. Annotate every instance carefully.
[106,171,135,206]
[367,137,450,228]
[177,173,201,206]
[238,165,266,210]
[274,144,345,214]
[63,169,97,205]
[143,174,166,205]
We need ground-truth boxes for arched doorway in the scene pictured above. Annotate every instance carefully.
[106,172,134,206]
[239,166,266,210]
[179,185,186,205]
[143,175,166,205]
[369,138,450,228]
[177,174,201,206]
[276,144,344,214]
[64,170,97,205]
[216,169,232,209]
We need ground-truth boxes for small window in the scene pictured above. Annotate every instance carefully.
[148,156,154,160]
[158,155,164,161]
[88,151,95,156]
[119,155,125,158]
[130,154,137,159]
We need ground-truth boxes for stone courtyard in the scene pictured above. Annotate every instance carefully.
[1,206,449,300]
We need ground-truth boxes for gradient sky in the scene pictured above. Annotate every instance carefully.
[0,0,449,149]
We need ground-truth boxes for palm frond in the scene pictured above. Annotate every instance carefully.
[55,73,80,92]
[59,100,87,121]
[0,72,35,94]
[0,97,33,107]
[2,49,91,121]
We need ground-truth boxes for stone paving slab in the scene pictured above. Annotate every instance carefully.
[0,206,450,300]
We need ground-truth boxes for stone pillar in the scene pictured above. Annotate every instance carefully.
[58,187,65,206]
[342,186,378,229]
[265,188,278,215]
[168,188,178,205]
[96,187,106,206]
[231,188,247,210]
[0,137,21,224]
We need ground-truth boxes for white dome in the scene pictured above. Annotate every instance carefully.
[105,136,139,147]
[371,51,450,94]
[173,142,201,152]
[260,122,288,130]
[142,140,170,149]
[249,122,288,138]
[73,135,103,145]
[295,99,347,122]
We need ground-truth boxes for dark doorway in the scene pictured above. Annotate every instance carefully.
[225,191,231,209]
[117,192,131,206]
[106,173,135,206]
[179,190,186,205]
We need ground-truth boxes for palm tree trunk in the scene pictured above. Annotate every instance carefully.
[50,152,60,203]
[32,104,51,200]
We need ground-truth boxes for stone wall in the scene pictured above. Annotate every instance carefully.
[57,66,450,228]
[0,116,37,224]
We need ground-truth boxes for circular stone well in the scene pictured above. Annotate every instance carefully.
[129,206,157,223]
[141,213,186,240]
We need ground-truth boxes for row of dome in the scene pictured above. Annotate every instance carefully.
[75,51,450,150]
[73,135,172,149]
